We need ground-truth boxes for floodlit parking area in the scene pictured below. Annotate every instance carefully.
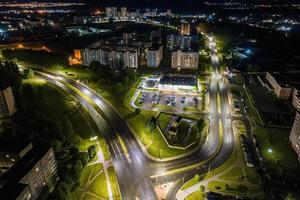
[135,91,203,113]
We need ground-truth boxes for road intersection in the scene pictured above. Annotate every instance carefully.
[32,34,236,200]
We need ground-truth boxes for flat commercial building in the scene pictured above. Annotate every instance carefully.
[0,86,17,118]
[290,111,300,161]
[171,50,199,69]
[147,44,163,68]
[158,75,197,91]
[0,146,58,200]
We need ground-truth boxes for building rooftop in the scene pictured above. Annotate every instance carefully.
[159,75,197,86]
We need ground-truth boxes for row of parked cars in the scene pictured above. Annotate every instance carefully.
[139,93,199,107]
[152,93,161,105]
[240,134,255,168]
[233,94,249,114]
[251,134,267,173]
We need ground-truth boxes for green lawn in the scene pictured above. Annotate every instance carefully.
[89,172,108,198]
[23,78,99,140]
[245,167,261,185]
[219,167,243,182]
[207,180,249,196]
[108,167,121,199]
[157,112,173,132]
[181,175,203,190]
[74,163,109,199]
[254,127,300,176]
[185,191,204,200]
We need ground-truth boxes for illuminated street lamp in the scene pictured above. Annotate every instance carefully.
[268,148,272,153]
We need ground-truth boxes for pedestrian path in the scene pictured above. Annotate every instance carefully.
[87,140,114,200]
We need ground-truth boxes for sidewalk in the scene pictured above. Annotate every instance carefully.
[87,140,114,200]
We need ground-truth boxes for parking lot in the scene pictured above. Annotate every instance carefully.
[136,91,202,113]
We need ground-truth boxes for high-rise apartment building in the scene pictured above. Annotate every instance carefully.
[120,7,128,18]
[290,111,300,161]
[147,44,163,68]
[171,50,199,69]
[106,7,117,18]
[80,46,138,68]
[180,23,191,36]
[0,146,58,200]
[0,86,17,118]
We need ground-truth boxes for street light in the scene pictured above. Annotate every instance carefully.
[268,148,272,153]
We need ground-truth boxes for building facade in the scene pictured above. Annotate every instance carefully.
[180,23,190,36]
[266,72,292,100]
[171,50,199,69]
[106,7,117,18]
[290,111,300,161]
[80,47,138,68]
[292,89,300,111]
[166,34,198,50]
[0,86,17,118]
[120,7,128,18]
[147,45,163,68]
[0,147,58,200]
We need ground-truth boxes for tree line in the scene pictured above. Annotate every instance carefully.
[2,49,67,68]
[89,61,138,101]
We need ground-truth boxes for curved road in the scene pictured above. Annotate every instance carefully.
[32,34,235,200]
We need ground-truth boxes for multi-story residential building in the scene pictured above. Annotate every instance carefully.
[0,146,58,200]
[180,23,191,36]
[0,141,33,169]
[0,86,17,118]
[120,7,128,18]
[80,46,138,68]
[147,44,163,68]
[106,7,117,18]
[266,72,292,100]
[166,34,199,50]
[122,32,137,46]
[292,89,300,111]
[171,50,199,69]
[290,111,300,161]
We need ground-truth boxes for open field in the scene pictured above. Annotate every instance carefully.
[254,127,300,176]
[185,191,204,200]
[72,163,109,200]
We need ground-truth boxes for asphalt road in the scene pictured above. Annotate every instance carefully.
[32,34,235,200]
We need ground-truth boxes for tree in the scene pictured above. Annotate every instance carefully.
[51,139,63,152]
[194,174,200,182]
[145,116,156,132]
[135,108,141,115]
[285,193,296,200]
[24,68,34,78]
[199,185,205,193]
[87,145,97,161]
[246,64,261,72]
[197,119,205,132]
